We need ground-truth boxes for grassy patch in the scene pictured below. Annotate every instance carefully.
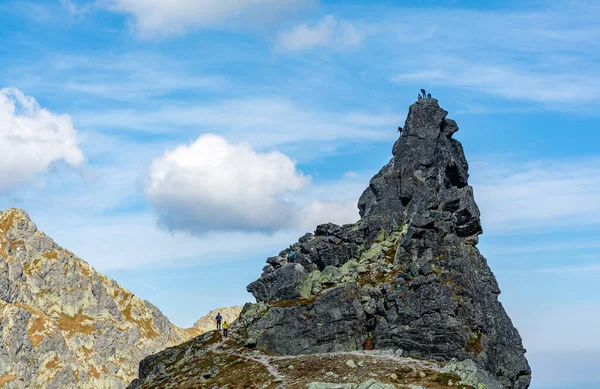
[268,297,316,308]
[466,332,483,356]
[432,372,473,388]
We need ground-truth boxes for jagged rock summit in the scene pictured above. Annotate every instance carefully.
[238,98,531,388]
[126,98,531,389]
[0,209,192,388]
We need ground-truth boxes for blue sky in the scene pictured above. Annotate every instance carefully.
[1,1,599,388]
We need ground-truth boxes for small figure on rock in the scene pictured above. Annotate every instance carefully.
[397,126,402,133]
[427,93,432,99]
[222,321,229,337]
[420,88,426,97]
[215,312,223,330]
[418,94,422,100]
[287,251,297,262]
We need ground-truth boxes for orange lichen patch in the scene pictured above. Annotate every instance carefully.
[0,375,16,387]
[0,210,31,260]
[122,300,159,339]
[76,261,92,278]
[57,312,95,337]
[0,210,18,233]
[22,258,43,276]
[27,312,50,347]
[113,288,134,306]
[43,250,59,260]
[89,366,101,379]
[45,356,61,370]
[79,346,94,357]
[9,240,23,250]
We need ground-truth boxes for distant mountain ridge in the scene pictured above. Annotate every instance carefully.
[0,208,192,389]
[187,306,243,337]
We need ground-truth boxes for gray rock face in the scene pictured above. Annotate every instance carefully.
[0,209,190,389]
[238,99,531,389]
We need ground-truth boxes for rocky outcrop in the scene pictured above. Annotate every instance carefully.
[239,99,531,389]
[0,209,191,389]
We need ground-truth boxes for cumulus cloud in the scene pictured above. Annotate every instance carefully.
[102,0,315,38]
[145,134,306,233]
[0,88,84,193]
[276,15,363,52]
[144,134,360,234]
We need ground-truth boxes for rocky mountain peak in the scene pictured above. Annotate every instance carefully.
[237,100,531,389]
[0,208,192,388]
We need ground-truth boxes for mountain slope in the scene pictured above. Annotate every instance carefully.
[0,208,191,389]
[127,98,531,389]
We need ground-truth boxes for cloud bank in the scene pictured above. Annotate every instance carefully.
[144,134,359,235]
[0,88,84,193]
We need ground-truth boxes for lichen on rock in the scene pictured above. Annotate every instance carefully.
[0,208,191,389]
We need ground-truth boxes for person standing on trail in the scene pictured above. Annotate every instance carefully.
[216,313,223,330]
[223,321,229,337]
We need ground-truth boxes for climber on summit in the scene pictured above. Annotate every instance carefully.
[420,88,426,97]
[418,94,422,100]
[222,321,229,337]
[427,93,432,98]
[215,312,223,330]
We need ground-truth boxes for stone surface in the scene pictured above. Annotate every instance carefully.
[236,99,531,388]
[0,209,191,389]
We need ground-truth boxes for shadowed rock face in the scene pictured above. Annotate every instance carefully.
[241,99,531,389]
[0,209,191,389]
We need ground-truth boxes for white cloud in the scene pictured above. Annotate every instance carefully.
[276,15,363,52]
[0,88,84,193]
[143,134,361,234]
[145,134,305,233]
[102,0,316,38]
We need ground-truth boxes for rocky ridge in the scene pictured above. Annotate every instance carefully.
[0,209,192,389]
[127,98,531,389]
